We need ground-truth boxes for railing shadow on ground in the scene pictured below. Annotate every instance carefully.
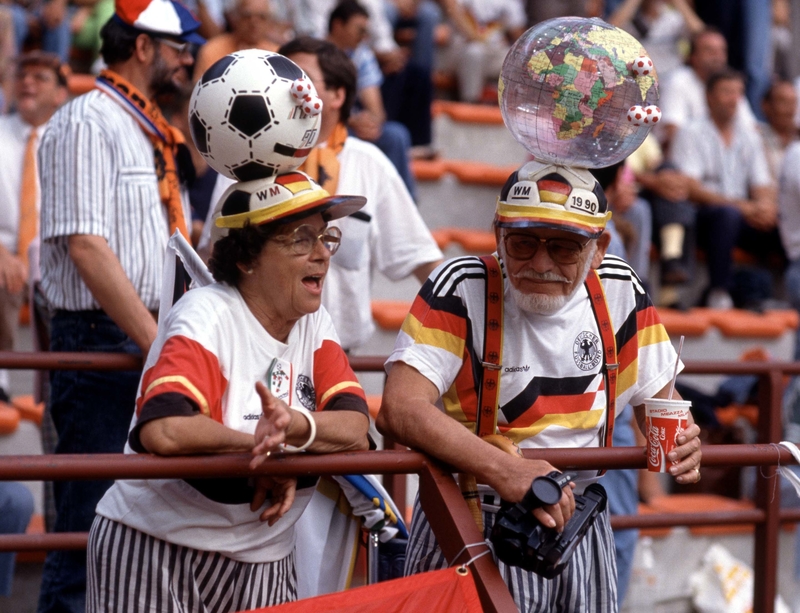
[0,351,799,612]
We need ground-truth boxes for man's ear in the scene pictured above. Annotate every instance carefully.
[134,33,155,64]
[591,231,611,269]
[330,85,346,113]
[494,225,502,250]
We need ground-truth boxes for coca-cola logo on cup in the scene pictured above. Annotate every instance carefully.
[648,424,662,468]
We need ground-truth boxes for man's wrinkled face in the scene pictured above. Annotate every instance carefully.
[497,227,608,315]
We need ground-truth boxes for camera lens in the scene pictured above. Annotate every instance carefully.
[531,477,562,506]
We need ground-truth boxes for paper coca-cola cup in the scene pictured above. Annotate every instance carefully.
[644,398,691,473]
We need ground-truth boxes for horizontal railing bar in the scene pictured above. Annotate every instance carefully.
[0,351,142,371]
[0,445,794,482]
[0,450,429,481]
[519,444,793,469]
[5,508,800,553]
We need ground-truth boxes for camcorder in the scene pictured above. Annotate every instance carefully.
[490,471,607,578]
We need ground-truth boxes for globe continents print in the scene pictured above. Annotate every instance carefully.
[499,17,659,168]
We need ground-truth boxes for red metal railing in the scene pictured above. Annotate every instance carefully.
[1,351,799,612]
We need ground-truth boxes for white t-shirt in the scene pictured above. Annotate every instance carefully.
[0,114,44,253]
[387,254,679,490]
[779,142,800,261]
[201,137,443,350]
[96,282,366,563]
[669,116,772,200]
[660,65,757,133]
[323,137,443,349]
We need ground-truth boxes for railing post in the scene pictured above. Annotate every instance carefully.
[753,368,784,613]
[418,461,518,612]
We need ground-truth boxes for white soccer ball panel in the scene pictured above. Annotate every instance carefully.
[189,49,320,181]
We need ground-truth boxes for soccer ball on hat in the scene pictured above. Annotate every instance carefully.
[189,49,322,182]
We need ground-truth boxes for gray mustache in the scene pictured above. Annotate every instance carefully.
[513,270,571,283]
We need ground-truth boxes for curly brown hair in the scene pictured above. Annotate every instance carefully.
[208,221,280,286]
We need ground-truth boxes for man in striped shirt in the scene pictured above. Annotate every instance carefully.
[377,161,703,611]
[36,2,202,611]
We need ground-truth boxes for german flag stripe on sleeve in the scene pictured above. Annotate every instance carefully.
[137,335,228,423]
[313,339,365,410]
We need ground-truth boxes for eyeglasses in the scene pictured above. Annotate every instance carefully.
[503,233,589,264]
[155,37,191,55]
[272,225,342,256]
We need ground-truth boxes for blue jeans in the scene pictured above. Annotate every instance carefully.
[0,483,34,596]
[603,404,638,602]
[786,259,800,359]
[384,0,441,73]
[373,121,417,201]
[37,311,142,613]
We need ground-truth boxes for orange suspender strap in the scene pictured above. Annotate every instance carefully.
[584,269,618,470]
[476,254,504,437]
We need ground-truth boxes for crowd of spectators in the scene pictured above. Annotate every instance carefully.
[2,0,800,608]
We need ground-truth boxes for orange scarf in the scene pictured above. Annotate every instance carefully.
[96,69,189,241]
[299,122,348,195]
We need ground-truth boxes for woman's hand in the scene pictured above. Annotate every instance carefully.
[250,382,292,469]
[250,475,297,525]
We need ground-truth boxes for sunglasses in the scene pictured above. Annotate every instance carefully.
[272,225,342,256]
[155,37,191,55]
[503,233,589,265]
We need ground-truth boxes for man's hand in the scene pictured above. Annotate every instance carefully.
[667,422,703,485]
[493,457,576,532]
[348,111,383,142]
[651,169,690,202]
[737,199,778,231]
[0,249,27,295]
[376,49,408,75]
[250,382,292,469]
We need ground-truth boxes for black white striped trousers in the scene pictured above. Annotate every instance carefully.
[404,494,619,613]
[87,515,297,613]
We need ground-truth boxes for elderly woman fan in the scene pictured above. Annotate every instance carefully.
[87,171,369,612]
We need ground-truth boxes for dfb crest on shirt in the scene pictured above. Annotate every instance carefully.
[295,374,316,411]
[573,331,602,371]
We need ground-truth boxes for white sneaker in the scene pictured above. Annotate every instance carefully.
[706,288,734,309]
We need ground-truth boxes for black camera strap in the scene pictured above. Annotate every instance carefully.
[476,259,618,475]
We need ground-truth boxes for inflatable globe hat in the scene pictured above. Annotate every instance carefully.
[499,17,660,169]
[189,49,323,182]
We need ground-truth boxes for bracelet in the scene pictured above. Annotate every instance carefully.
[280,405,317,453]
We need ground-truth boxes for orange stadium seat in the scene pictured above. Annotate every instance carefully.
[699,308,789,338]
[430,228,453,250]
[12,395,45,426]
[366,395,381,421]
[371,300,412,331]
[67,73,96,96]
[410,158,447,181]
[0,403,21,434]
[432,100,505,125]
[445,160,517,186]
[647,493,755,536]
[655,308,713,337]
[447,228,495,253]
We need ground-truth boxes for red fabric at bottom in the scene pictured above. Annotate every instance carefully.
[242,567,483,613]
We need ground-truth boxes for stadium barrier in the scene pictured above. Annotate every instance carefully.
[0,351,798,612]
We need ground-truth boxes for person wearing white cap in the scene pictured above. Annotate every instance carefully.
[377,161,703,611]
[36,2,204,611]
[88,171,370,612]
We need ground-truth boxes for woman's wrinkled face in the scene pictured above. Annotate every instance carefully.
[250,213,334,321]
